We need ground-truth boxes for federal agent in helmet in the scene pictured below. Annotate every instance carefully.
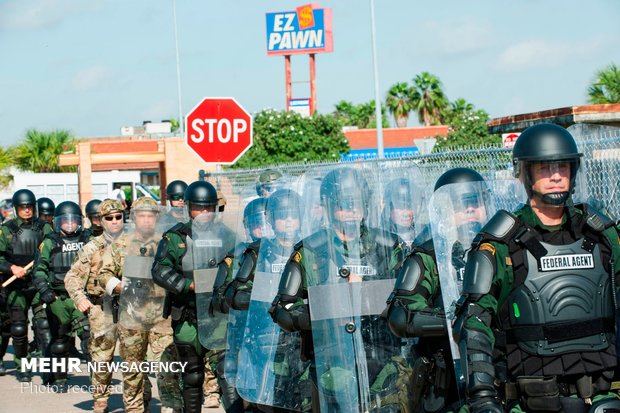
[166,180,188,206]
[85,199,103,236]
[64,199,125,413]
[37,197,55,227]
[270,166,408,412]
[159,179,188,232]
[0,189,52,381]
[152,180,242,413]
[383,167,493,413]
[226,189,310,411]
[453,124,620,412]
[243,197,271,242]
[33,201,92,391]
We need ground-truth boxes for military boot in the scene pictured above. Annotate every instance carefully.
[17,370,32,382]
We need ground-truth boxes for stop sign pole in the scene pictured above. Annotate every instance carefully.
[185,97,253,165]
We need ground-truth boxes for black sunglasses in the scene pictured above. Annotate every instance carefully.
[104,214,123,222]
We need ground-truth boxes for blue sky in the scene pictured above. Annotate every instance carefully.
[1,0,619,147]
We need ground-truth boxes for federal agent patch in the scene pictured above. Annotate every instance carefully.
[479,243,496,255]
[179,243,185,249]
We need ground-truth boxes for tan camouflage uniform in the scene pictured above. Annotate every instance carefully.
[98,198,182,413]
[64,199,123,413]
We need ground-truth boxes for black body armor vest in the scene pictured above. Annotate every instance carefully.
[48,232,89,289]
[5,219,46,266]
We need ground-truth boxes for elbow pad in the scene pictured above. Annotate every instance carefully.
[270,297,311,333]
[212,259,231,291]
[231,287,251,311]
[33,276,51,294]
[277,260,303,299]
[235,248,258,283]
[152,263,186,295]
[393,255,424,295]
[387,302,446,338]
[462,249,495,300]
[210,262,231,314]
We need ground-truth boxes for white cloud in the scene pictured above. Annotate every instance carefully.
[497,37,604,72]
[421,18,495,55]
[71,66,109,91]
[0,0,99,31]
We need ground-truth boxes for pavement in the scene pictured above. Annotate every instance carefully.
[0,342,226,413]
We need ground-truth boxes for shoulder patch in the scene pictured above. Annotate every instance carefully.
[224,256,232,267]
[291,251,302,263]
[39,243,44,253]
[479,243,496,255]
[179,243,185,249]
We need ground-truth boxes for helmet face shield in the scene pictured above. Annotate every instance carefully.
[55,214,83,235]
[517,158,584,207]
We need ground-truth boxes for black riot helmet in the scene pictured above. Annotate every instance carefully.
[320,167,370,237]
[184,181,218,222]
[54,201,83,235]
[37,197,55,216]
[434,168,485,192]
[512,123,583,206]
[256,169,283,197]
[12,189,37,219]
[434,168,490,243]
[166,180,188,201]
[243,197,269,242]
[266,189,302,241]
[384,178,416,233]
[85,199,102,218]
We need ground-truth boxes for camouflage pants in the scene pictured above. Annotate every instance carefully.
[88,304,118,403]
[118,326,183,413]
[204,349,221,396]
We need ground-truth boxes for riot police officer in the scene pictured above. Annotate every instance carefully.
[270,166,407,412]
[33,200,92,391]
[384,168,489,413]
[85,199,103,236]
[160,180,188,231]
[152,180,242,413]
[226,189,309,412]
[37,197,56,227]
[0,189,52,381]
[382,178,423,254]
[454,123,620,412]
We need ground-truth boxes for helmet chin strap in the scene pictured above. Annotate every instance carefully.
[532,190,570,206]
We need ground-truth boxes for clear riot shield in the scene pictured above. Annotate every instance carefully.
[236,189,310,411]
[117,226,169,333]
[569,124,620,219]
[378,161,431,254]
[158,206,186,233]
[430,178,525,399]
[305,165,410,413]
[189,218,236,350]
[224,186,271,381]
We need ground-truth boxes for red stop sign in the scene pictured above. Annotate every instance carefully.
[185,97,253,164]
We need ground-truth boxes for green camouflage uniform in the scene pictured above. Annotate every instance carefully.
[0,217,52,372]
[33,226,92,386]
[271,227,408,412]
[99,230,182,413]
[65,231,118,408]
[455,205,620,412]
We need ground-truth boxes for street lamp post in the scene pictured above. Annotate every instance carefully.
[370,0,384,159]
[172,0,184,137]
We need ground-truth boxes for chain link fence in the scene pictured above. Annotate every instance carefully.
[200,125,620,225]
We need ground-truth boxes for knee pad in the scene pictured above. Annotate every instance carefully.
[184,370,205,388]
[11,321,27,338]
[50,338,71,357]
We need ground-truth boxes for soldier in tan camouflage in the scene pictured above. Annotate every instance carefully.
[98,197,182,413]
[64,199,125,413]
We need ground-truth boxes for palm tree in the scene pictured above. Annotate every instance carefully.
[410,72,449,126]
[442,98,476,125]
[12,129,76,172]
[0,147,13,189]
[385,82,413,128]
[588,63,620,104]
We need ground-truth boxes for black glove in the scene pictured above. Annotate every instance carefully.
[40,289,56,305]
[470,395,504,413]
